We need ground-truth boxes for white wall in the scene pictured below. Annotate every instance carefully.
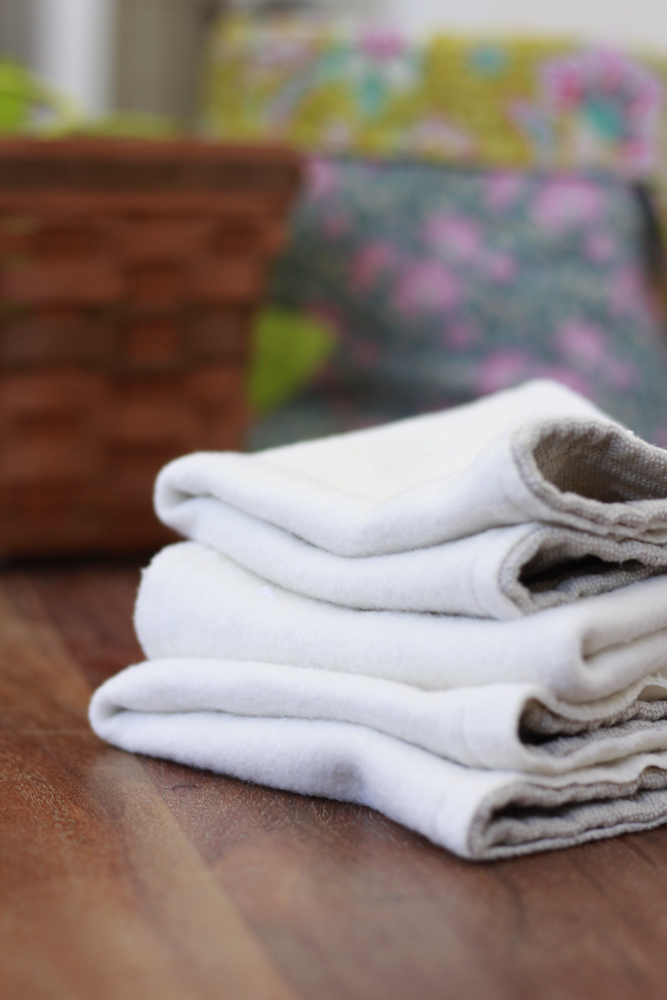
[253,0,667,54]
[381,0,667,52]
[340,0,667,52]
[32,0,115,117]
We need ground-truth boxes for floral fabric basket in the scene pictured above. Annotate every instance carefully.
[251,155,667,448]
[205,16,667,449]
[207,17,667,203]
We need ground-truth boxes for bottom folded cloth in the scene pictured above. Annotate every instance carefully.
[90,660,667,860]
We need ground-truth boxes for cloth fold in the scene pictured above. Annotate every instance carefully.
[135,542,667,703]
[90,659,667,775]
[151,500,667,618]
[88,691,667,861]
[156,381,667,566]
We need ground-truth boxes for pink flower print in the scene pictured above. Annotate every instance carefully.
[392,260,462,317]
[359,30,406,61]
[609,265,649,317]
[555,320,607,370]
[304,157,340,202]
[484,171,524,212]
[476,350,531,395]
[540,51,663,172]
[620,137,654,172]
[531,177,605,233]
[484,251,518,284]
[444,321,479,350]
[584,230,616,262]
[424,215,482,261]
[542,60,584,112]
[349,241,399,294]
[543,50,662,124]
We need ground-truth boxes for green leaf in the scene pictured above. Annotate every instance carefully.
[249,307,337,414]
[0,60,41,133]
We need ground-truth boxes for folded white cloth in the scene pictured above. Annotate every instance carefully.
[150,499,667,618]
[156,380,667,566]
[91,379,667,860]
[135,542,667,703]
[90,658,667,775]
[89,674,667,860]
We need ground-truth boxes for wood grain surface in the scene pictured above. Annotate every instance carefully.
[6,560,667,999]
[0,567,298,1000]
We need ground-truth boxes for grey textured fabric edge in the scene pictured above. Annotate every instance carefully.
[500,525,667,614]
[522,717,667,759]
[511,419,667,536]
[471,767,667,859]
[520,694,667,760]
[522,694,667,739]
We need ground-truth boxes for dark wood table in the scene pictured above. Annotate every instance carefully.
[3,558,667,1000]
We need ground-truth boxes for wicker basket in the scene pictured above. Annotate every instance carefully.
[0,138,301,556]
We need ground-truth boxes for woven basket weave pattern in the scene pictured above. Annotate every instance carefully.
[0,140,301,556]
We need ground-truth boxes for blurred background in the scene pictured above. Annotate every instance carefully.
[3,0,667,557]
[0,0,219,124]
[2,0,667,125]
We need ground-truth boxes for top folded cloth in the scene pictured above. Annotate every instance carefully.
[155,379,667,618]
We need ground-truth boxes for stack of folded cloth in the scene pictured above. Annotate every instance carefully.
[90,379,667,860]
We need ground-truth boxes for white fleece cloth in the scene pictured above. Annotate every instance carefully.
[155,380,667,567]
[102,379,667,859]
[150,499,667,618]
[89,681,667,860]
[90,659,667,775]
[135,542,667,703]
